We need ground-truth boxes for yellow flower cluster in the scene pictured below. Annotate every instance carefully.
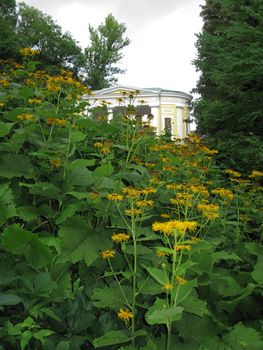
[107,193,124,201]
[20,48,40,56]
[176,276,188,285]
[94,141,112,155]
[197,203,220,220]
[47,118,67,127]
[117,308,133,321]
[162,283,173,291]
[135,199,154,208]
[28,98,41,105]
[17,113,34,121]
[124,209,142,216]
[212,188,234,201]
[174,244,191,251]
[225,169,241,178]
[0,79,9,87]
[249,170,263,178]
[100,250,115,259]
[152,220,197,236]
[111,233,130,244]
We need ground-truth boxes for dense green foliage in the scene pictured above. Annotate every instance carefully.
[0,54,263,349]
[84,14,130,90]
[193,0,263,171]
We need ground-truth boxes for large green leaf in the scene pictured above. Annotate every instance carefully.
[0,154,34,179]
[3,225,35,253]
[0,122,14,137]
[58,217,111,266]
[181,296,209,317]
[146,298,183,325]
[65,159,96,170]
[144,266,168,285]
[223,322,263,350]
[93,330,130,348]
[93,163,114,177]
[91,283,132,309]
[251,258,263,284]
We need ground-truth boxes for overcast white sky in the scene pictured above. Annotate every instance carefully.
[20,0,205,95]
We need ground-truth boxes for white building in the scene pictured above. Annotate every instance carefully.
[84,85,192,138]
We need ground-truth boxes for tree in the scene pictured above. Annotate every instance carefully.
[17,2,84,74]
[193,0,263,170]
[84,14,130,90]
[0,0,19,60]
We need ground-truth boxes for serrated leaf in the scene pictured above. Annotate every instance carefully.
[251,258,263,284]
[24,239,52,268]
[91,283,132,309]
[146,298,183,325]
[55,202,83,224]
[2,225,35,253]
[213,251,242,262]
[223,322,263,350]
[181,296,209,317]
[0,154,34,179]
[21,331,32,350]
[58,217,111,266]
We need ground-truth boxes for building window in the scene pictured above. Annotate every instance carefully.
[164,117,172,134]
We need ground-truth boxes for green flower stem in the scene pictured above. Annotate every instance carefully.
[131,201,137,347]
[166,321,172,350]
[108,260,132,309]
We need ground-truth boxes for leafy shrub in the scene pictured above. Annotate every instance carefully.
[0,52,263,350]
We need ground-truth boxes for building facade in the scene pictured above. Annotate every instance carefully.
[84,85,192,138]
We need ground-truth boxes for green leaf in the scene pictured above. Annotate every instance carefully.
[173,279,197,304]
[211,275,241,297]
[24,238,52,268]
[223,322,263,350]
[93,163,114,177]
[0,154,34,179]
[21,331,32,350]
[146,298,183,325]
[17,206,39,221]
[144,266,168,285]
[34,273,57,297]
[91,283,132,309]
[0,122,14,137]
[181,296,209,317]
[2,224,35,253]
[57,341,70,350]
[251,258,263,284]
[67,168,93,186]
[213,251,242,263]
[70,130,87,142]
[93,330,130,348]
[58,217,111,266]
[65,159,96,170]
[55,202,83,224]
[0,294,21,306]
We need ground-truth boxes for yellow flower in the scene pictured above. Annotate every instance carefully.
[249,170,263,178]
[47,84,61,92]
[156,249,170,257]
[47,118,66,126]
[176,276,188,285]
[111,233,130,244]
[17,113,34,121]
[0,79,9,88]
[162,283,173,291]
[107,193,124,201]
[100,250,115,259]
[0,102,4,108]
[225,169,241,178]
[50,159,61,168]
[117,308,133,321]
[20,48,40,56]
[140,187,157,195]
[197,203,220,220]
[152,220,197,236]
[94,142,104,148]
[122,187,140,197]
[135,199,154,208]
[28,98,41,105]
[174,244,191,251]
[124,209,142,216]
[212,188,234,201]
[89,191,100,200]
[160,213,170,219]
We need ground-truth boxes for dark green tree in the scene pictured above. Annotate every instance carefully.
[17,2,84,74]
[0,0,19,60]
[193,0,263,170]
[84,14,130,90]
